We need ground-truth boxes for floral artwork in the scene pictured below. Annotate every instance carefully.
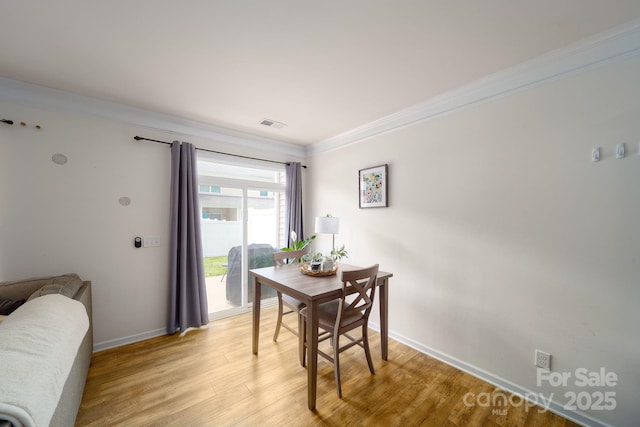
[359,164,388,208]
[362,172,383,203]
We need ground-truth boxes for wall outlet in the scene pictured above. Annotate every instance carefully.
[535,349,551,370]
[143,236,161,248]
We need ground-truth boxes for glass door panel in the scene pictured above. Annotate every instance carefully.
[200,186,243,315]
[246,189,284,304]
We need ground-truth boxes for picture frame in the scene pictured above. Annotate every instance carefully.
[359,164,388,208]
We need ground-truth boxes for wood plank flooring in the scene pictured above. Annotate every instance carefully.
[77,307,578,426]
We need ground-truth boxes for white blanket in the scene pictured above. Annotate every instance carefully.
[0,294,89,427]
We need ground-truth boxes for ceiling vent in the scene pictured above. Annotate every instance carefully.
[259,118,287,129]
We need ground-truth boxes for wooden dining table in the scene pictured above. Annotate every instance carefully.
[250,263,393,410]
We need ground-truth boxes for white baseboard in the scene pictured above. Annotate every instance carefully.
[368,322,611,427]
[93,328,167,352]
[93,300,278,352]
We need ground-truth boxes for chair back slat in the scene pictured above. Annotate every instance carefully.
[272,249,306,266]
[337,264,379,327]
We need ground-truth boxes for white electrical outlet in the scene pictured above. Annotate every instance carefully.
[535,349,551,370]
[143,236,161,248]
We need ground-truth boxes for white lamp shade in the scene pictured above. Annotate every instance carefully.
[315,216,339,234]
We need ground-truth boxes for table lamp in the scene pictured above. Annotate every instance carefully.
[314,214,339,252]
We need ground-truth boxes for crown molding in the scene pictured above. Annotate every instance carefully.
[3,18,639,160]
[0,77,306,159]
[307,18,640,156]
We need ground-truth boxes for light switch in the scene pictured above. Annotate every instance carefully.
[143,236,161,247]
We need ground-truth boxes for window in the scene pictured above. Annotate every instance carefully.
[199,185,221,194]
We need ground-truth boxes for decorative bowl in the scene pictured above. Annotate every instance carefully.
[300,262,337,277]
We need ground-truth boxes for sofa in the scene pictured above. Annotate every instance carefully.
[0,274,93,427]
[225,243,278,306]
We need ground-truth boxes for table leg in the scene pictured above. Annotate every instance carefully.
[306,300,319,410]
[252,275,261,355]
[379,278,388,361]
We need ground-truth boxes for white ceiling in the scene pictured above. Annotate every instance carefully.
[2,1,640,146]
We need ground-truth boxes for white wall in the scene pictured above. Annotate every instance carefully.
[305,56,640,427]
[0,100,301,349]
[0,104,169,346]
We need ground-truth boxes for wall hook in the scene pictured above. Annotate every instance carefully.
[1,118,14,125]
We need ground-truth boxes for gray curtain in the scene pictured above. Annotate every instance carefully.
[168,141,208,334]
[285,162,304,246]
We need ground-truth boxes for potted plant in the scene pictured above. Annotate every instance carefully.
[282,230,315,252]
[330,244,348,262]
[302,252,324,271]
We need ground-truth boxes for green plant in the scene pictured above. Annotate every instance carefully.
[330,244,349,261]
[282,230,316,251]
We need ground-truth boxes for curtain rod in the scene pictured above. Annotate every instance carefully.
[133,136,307,168]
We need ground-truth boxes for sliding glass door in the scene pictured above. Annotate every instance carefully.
[197,155,286,318]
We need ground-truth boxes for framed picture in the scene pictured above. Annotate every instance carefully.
[359,164,388,208]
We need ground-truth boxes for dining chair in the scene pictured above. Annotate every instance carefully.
[301,264,379,398]
[272,249,307,363]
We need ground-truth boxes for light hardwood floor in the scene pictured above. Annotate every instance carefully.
[77,307,578,426]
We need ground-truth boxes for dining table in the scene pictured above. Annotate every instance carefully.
[250,263,393,410]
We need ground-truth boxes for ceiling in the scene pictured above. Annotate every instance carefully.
[2,1,640,146]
